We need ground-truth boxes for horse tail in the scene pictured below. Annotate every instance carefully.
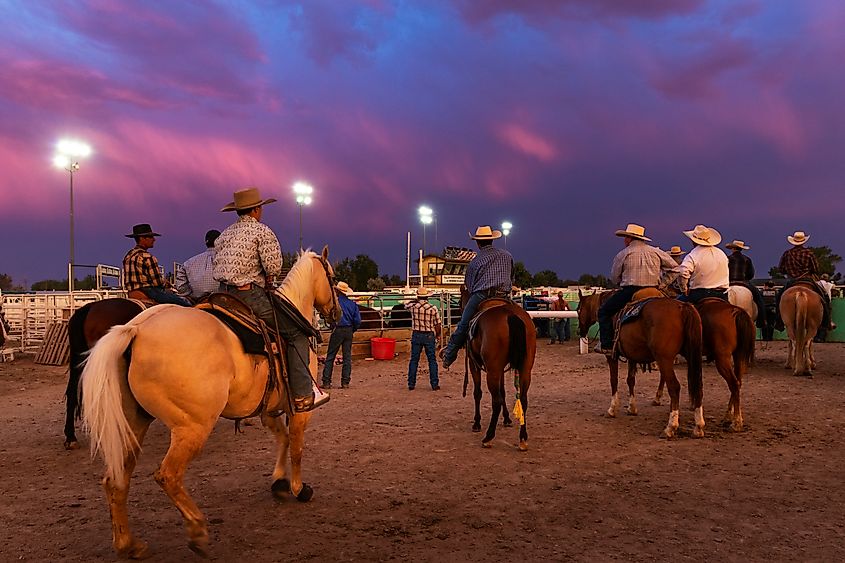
[508,314,527,372]
[682,303,704,406]
[733,308,756,372]
[793,291,808,371]
[82,324,140,484]
[67,302,93,420]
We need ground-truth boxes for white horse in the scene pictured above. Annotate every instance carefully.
[727,285,757,325]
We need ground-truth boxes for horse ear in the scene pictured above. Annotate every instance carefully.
[321,245,329,261]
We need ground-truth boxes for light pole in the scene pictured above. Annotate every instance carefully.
[53,139,91,293]
[501,221,513,248]
[418,205,433,255]
[292,181,313,250]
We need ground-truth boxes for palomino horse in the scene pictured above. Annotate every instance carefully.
[606,298,705,438]
[780,283,824,377]
[461,289,537,451]
[695,299,756,431]
[82,248,340,558]
[65,298,144,449]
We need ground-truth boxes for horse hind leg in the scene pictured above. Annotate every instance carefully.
[625,363,638,416]
[659,359,682,439]
[481,370,504,447]
[153,422,216,557]
[607,357,621,418]
[471,363,482,433]
[715,355,742,432]
[501,381,512,428]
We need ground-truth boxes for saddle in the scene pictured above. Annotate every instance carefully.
[126,290,157,306]
[618,297,661,326]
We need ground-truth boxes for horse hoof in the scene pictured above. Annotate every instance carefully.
[503,420,513,428]
[518,441,528,452]
[188,539,210,559]
[651,400,661,406]
[662,428,676,439]
[481,440,492,448]
[606,409,617,418]
[296,483,314,502]
[271,478,290,500]
[118,539,150,560]
[692,426,705,439]
[472,425,481,433]
[626,408,638,416]
[64,440,80,451]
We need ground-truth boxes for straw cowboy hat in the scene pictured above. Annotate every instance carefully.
[417,287,431,297]
[335,281,354,295]
[725,240,750,251]
[668,246,686,256]
[221,187,277,212]
[469,225,502,240]
[787,231,810,246]
[683,225,721,247]
[614,224,652,242]
[125,223,161,238]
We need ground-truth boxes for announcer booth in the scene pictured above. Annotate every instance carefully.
[419,246,477,288]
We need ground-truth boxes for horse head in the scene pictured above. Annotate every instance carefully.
[314,246,341,325]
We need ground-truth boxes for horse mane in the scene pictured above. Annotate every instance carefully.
[278,250,319,307]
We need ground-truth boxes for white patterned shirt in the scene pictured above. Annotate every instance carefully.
[175,248,218,299]
[213,216,282,287]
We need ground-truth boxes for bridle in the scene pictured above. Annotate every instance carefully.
[317,255,341,324]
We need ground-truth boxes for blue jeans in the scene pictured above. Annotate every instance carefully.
[442,291,486,361]
[408,331,439,389]
[550,319,570,342]
[140,286,191,306]
[598,286,643,350]
[322,326,354,386]
[678,288,728,304]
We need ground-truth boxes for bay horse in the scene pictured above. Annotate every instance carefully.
[65,298,144,449]
[606,298,705,438]
[780,283,823,377]
[81,248,340,558]
[460,288,536,451]
[695,298,756,431]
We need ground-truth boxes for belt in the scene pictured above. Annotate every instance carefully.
[223,282,257,291]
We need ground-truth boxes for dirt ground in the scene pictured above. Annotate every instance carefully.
[1,340,844,562]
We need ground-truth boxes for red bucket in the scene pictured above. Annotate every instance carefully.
[370,337,396,360]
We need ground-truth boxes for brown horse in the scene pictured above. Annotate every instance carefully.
[576,288,664,339]
[695,298,756,431]
[606,298,705,438]
[65,298,144,449]
[780,284,824,377]
[461,289,537,451]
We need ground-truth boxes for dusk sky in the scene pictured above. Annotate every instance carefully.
[1,0,843,287]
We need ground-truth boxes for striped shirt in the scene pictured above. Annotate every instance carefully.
[405,299,441,333]
[611,240,678,287]
[778,246,819,280]
[213,215,282,287]
[175,248,218,299]
[122,246,166,291]
[464,245,513,293]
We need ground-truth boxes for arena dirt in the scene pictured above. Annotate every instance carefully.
[1,341,843,561]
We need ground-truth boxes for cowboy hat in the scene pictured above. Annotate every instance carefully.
[683,225,721,247]
[221,187,277,212]
[417,287,431,297]
[614,224,652,242]
[668,246,686,256]
[335,281,354,295]
[469,225,502,240]
[787,231,810,245]
[725,240,750,251]
[125,223,161,238]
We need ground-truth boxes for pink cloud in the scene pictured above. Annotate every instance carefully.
[455,0,705,24]
[496,122,559,162]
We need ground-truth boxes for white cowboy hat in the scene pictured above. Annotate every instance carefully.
[221,187,277,212]
[335,281,354,295]
[787,231,810,245]
[683,225,722,247]
[469,225,502,240]
[725,240,750,251]
[668,245,686,256]
[614,224,652,242]
[417,287,431,297]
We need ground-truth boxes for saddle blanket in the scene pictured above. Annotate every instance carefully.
[619,297,660,326]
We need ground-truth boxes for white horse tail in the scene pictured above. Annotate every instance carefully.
[82,324,140,484]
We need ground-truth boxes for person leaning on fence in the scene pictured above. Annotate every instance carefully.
[175,229,221,303]
[773,230,835,333]
[439,225,514,370]
[122,223,191,306]
[321,281,361,389]
[549,291,571,344]
[597,224,678,356]
[213,187,327,412]
[676,225,729,304]
[725,239,768,329]
[406,287,442,390]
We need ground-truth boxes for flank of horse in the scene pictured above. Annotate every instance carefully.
[780,284,823,377]
[695,299,756,431]
[606,298,705,439]
[65,298,144,450]
[461,293,537,451]
[726,285,757,326]
[81,248,340,558]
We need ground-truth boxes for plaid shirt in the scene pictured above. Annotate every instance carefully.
[778,246,819,279]
[175,248,217,299]
[406,298,441,333]
[213,215,282,287]
[611,240,678,287]
[122,246,165,291]
[728,251,755,282]
[464,245,513,293]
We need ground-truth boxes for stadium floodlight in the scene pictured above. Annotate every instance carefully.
[54,139,92,293]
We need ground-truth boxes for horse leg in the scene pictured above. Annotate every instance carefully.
[518,372,530,452]
[63,392,80,450]
[626,363,638,416]
[809,340,817,370]
[501,380,512,427]
[659,359,682,439]
[714,355,742,432]
[471,363,482,433]
[104,412,152,560]
[262,412,292,500]
[606,357,621,417]
[286,412,314,501]
[481,370,503,447]
[652,376,665,406]
[785,338,794,370]
[153,422,216,557]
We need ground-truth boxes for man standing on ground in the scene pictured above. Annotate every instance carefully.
[406,287,441,390]
[175,229,221,302]
[549,291,571,344]
[321,281,361,389]
[122,223,191,306]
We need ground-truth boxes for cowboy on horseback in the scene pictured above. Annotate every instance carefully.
[122,224,192,306]
[440,225,513,369]
[597,224,678,356]
[725,239,768,329]
[676,224,730,303]
[774,230,835,334]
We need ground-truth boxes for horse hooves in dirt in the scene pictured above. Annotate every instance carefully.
[296,484,314,502]
[271,478,290,500]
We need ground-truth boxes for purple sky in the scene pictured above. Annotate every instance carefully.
[1,0,843,287]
